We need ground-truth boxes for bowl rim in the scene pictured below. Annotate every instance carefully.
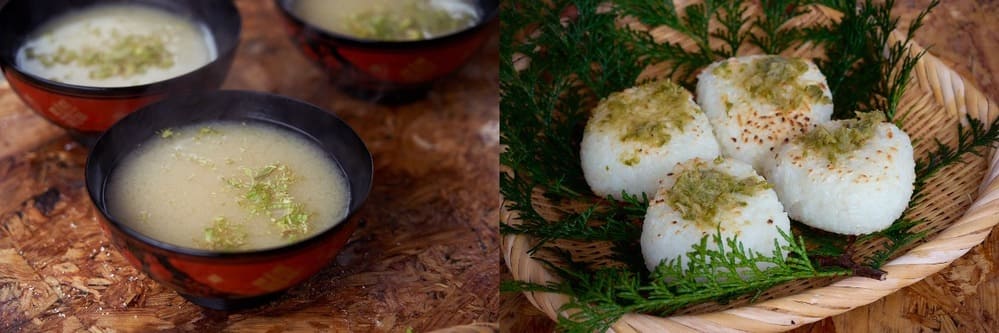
[273,0,499,50]
[0,0,242,98]
[84,90,374,260]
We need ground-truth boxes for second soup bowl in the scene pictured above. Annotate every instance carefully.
[275,0,499,104]
[0,0,241,145]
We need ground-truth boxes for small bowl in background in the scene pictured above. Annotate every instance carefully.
[0,0,241,146]
[84,90,373,310]
[274,0,498,104]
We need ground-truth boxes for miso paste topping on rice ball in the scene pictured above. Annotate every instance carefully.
[641,157,791,272]
[762,112,915,235]
[581,80,721,200]
[696,55,833,171]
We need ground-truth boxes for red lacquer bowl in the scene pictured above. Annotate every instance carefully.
[274,0,498,104]
[84,91,373,310]
[0,0,241,146]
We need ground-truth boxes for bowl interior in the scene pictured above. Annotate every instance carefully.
[84,90,374,258]
[0,0,241,94]
[275,0,498,47]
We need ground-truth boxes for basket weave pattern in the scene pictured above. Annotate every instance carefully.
[501,3,999,332]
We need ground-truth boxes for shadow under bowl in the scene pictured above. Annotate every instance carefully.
[0,0,241,146]
[84,90,374,310]
[274,0,498,104]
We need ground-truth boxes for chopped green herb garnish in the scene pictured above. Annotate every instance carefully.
[184,153,215,168]
[273,203,311,237]
[597,80,697,147]
[224,164,312,238]
[667,161,770,228]
[203,216,247,250]
[29,33,175,80]
[159,128,174,138]
[341,0,478,41]
[592,80,698,166]
[196,126,221,140]
[799,111,886,163]
[620,154,640,166]
[715,56,831,111]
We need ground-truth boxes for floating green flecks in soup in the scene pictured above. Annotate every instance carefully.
[15,4,216,87]
[108,121,350,252]
[292,0,481,41]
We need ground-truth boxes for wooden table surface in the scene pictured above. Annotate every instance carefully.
[500,1,999,332]
[0,1,499,332]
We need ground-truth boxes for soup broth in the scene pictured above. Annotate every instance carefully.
[16,4,216,87]
[292,0,481,41]
[108,121,350,251]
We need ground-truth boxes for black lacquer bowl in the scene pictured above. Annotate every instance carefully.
[0,0,241,146]
[274,0,499,104]
[84,90,373,310]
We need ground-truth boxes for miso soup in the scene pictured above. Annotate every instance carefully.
[292,0,481,41]
[16,4,216,87]
[107,121,350,251]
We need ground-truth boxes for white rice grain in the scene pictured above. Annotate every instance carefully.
[762,118,915,235]
[696,55,833,171]
[641,157,791,273]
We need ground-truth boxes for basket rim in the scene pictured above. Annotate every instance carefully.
[500,7,999,333]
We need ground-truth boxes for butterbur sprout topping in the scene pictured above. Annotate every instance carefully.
[202,216,247,250]
[225,163,313,238]
[28,32,176,80]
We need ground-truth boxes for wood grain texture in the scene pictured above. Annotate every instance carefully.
[0,0,499,332]
[499,1,999,332]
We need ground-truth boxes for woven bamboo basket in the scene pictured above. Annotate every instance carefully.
[501,2,999,332]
